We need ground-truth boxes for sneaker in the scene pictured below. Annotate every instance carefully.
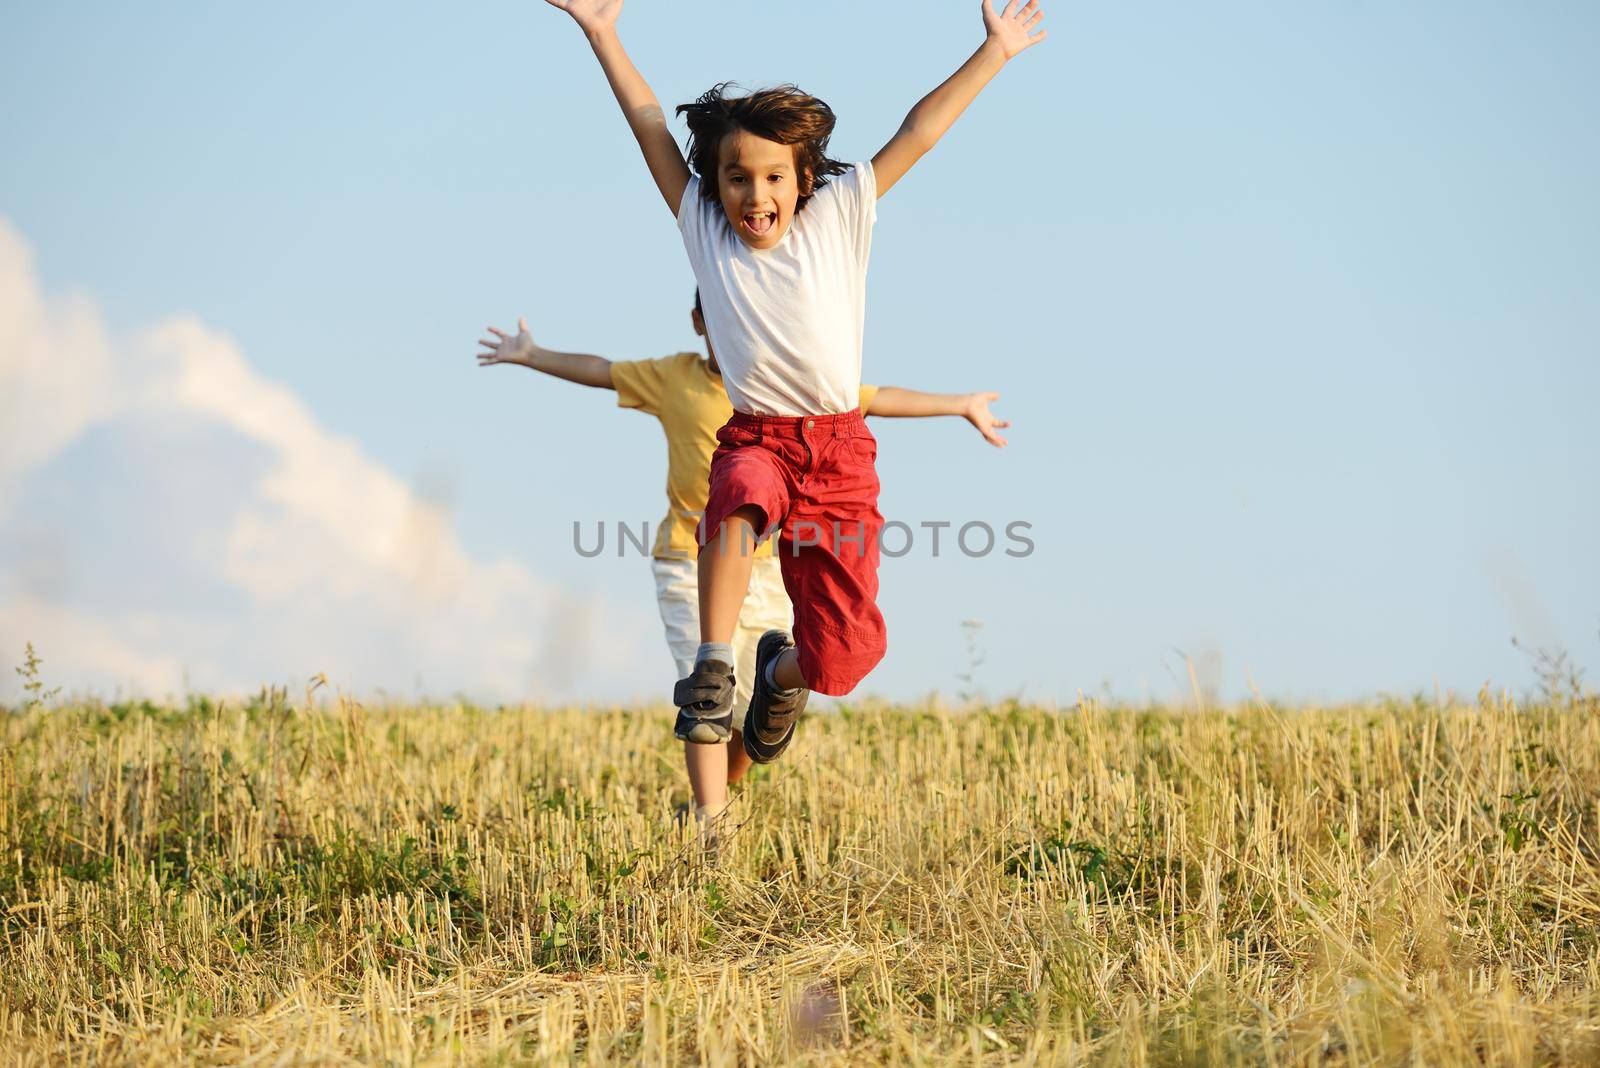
[673,659,736,744]
[742,630,809,764]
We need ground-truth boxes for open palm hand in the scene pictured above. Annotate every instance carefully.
[982,0,1047,60]
[964,392,1011,447]
[477,318,537,368]
[543,0,622,34]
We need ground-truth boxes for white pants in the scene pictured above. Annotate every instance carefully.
[652,555,791,733]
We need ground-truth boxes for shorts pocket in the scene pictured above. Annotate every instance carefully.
[717,423,761,448]
[845,431,878,467]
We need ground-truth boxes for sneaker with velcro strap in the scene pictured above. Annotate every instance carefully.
[742,630,810,764]
[673,659,736,744]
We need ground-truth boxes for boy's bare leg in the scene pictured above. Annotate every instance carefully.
[683,732,752,825]
[684,740,730,818]
[698,505,763,644]
[726,731,753,785]
[684,505,762,824]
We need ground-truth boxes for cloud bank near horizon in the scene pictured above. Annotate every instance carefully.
[0,218,646,702]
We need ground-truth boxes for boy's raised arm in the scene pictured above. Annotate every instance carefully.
[871,0,1046,199]
[544,0,691,214]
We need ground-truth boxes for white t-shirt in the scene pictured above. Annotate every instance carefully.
[677,161,877,417]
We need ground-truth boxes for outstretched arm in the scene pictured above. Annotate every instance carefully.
[871,0,1046,199]
[866,388,1011,447]
[544,0,690,213]
[477,317,614,390]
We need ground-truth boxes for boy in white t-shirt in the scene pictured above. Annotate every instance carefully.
[543,0,1046,821]
[476,293,1008,819]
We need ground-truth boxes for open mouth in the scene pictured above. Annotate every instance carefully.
[742,211,777,237]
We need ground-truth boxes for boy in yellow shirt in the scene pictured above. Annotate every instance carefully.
[477,293,1008,817]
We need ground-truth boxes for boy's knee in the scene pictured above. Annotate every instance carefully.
[700,503,771,558]
[724,504,768,536]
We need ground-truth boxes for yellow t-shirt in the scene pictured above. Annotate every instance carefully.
[611,353,879,559]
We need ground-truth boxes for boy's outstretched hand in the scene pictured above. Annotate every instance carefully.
[474,318,614,388]
[982,0,1047,60]
[543,0,621,35]
[477,318,536,367]
[965,392,1011,447]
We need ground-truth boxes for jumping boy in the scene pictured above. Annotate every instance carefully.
[476,296,1008,821]
[542,0,1045,796]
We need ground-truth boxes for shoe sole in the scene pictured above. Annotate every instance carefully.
[675,710,731,744]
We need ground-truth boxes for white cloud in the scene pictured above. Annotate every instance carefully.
[0,595,187,695]
[0,220,119,509]
[0,219,651,702]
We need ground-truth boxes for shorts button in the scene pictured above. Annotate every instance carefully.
[805,419,815,429]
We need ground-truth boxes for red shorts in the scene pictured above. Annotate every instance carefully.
[700,410,886,696]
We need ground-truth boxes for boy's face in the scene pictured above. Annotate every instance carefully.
[717,130,808,250]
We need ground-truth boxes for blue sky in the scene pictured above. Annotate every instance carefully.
[1,1,1596,704]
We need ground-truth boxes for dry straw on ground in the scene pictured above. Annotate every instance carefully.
[1,690,1597,1064]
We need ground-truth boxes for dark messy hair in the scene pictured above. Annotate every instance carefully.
[676,83,849,211]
